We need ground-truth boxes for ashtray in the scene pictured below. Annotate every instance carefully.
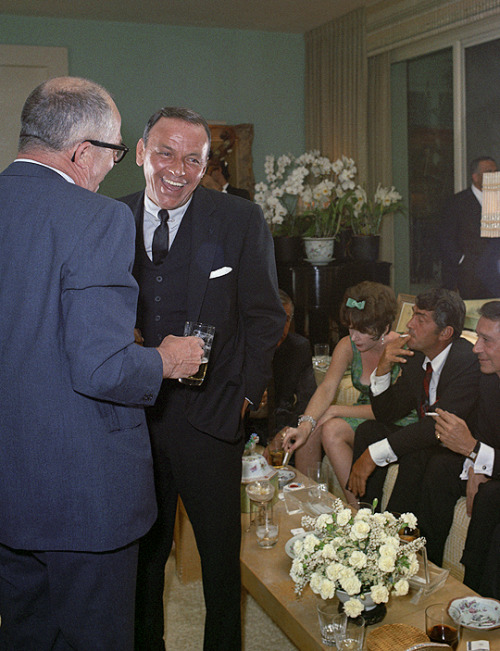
[278,468,296,488]
[448,596,500,630]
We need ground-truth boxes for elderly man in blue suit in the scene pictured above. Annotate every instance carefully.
[0,77,204,651]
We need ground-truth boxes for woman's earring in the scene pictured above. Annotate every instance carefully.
[381,334,385,345]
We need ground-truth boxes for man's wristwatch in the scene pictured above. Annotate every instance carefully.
[297,415,317,434]
[469,439,481,461]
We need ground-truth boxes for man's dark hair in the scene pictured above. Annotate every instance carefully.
[479,300,500,322]
[470,156,496,177]
[142,106,211,147]
[415,288,465,339]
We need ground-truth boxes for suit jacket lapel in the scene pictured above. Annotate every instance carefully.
[186,187,223,321]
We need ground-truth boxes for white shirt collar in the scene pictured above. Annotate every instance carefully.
[471,183,482,205]
[15,158,75,184]
[423,342,452,374]
[144,192,192,224]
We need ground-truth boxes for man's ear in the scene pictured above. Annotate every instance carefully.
[439,324,454,341]
[136,139,145,167]
[71,140,92,167]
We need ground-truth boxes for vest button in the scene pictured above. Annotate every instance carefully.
[156,276,163,282]
[155,315,161,322]
[154,296,161,302]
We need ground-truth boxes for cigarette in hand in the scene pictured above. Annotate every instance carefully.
[399,333,410,338]
[425,412,439,416]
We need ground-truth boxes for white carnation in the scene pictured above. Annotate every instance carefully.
[370,584,389,603]
[319,578,336,600]
[349,550,367,569]
[393,579,409,596]
[337,509,352,527]
[378,555,395,573]
[340,575,362,596]
[343,598,364,618]
[351,520,370,540]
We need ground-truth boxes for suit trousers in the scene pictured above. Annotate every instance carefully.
[418,447,466,567]
[352,420,433,515]
[0,541,138,651]
[134,385,244,651]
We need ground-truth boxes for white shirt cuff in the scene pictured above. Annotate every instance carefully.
[369,439,398,467]
[460,443,495,479]
[370,369,391,396]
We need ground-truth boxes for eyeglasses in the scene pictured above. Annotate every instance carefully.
[71,139,129,164]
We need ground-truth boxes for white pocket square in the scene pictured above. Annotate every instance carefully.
[209,266,232,279]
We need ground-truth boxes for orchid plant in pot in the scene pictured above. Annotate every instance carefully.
[349,184,405,261]
[254,151,358,265]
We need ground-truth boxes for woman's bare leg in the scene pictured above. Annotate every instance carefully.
[321,419,358,508]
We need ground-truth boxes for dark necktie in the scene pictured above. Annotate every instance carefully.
[419,361,433,418]
[152,209,169,265]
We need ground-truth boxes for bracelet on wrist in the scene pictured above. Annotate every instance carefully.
[297,415,317,434]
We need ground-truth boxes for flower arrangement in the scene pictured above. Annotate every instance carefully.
[254,151,358,237]
[350,183,404,236]
[290,499,425,618]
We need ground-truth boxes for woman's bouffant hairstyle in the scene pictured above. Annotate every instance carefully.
[339,281,397,339]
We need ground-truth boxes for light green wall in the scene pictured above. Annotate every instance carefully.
[0,14,305,197]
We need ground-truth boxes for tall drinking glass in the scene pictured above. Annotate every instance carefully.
[178,321,215,386]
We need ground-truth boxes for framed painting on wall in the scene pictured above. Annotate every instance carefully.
[204,123,255,198]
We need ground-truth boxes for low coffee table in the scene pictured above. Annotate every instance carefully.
[240,469,500,650]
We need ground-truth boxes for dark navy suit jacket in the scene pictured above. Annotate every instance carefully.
[0,162,162,552]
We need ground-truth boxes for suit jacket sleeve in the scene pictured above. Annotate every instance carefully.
[371,338,481,458]
[61,200,163,405]
[238,204,286,405]
[475,373,500,479]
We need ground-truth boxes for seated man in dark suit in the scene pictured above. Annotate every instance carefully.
[348,288,481,515]
[419,301,500,598]
[247,289,316,447]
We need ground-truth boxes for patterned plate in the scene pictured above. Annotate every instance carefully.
[448,596,500,630]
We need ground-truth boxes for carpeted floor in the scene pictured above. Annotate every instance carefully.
[163,552,299,650]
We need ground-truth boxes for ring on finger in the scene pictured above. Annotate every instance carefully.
[435,432,441,440]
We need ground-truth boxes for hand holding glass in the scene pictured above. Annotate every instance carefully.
[178,321,215,386]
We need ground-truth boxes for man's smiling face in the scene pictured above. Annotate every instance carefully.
[136,117,209,210]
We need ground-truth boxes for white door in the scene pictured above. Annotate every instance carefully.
[0,44,68,170]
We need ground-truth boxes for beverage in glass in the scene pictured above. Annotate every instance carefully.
[178,321,215,386]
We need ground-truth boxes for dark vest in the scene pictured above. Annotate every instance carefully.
[133,208,193,347]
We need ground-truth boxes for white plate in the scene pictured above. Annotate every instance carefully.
[278,468,296,488]
[285,532,308,559]
[448,596,500,630]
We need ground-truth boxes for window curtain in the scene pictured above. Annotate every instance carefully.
[305,8,367,181]
[368,52,394,266]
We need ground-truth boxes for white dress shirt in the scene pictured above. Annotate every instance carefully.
[142,193,192,261]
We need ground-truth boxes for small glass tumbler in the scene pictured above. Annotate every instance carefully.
[425,603,460,650]
[316,603,344,647]
[334,614,365,651]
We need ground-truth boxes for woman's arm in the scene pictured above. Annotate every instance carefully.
[282,336,353,452]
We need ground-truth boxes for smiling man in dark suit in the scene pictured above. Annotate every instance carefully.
[348,288,481,515]
[119,107,284,651]
[0,77,203,651]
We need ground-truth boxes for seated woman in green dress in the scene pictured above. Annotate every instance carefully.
[282,281,417,508]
